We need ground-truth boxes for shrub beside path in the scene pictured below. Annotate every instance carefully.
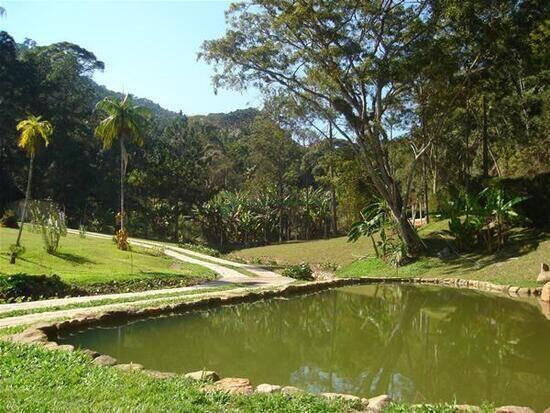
[0,231,292,327]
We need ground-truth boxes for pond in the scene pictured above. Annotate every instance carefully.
[58,284,550,409]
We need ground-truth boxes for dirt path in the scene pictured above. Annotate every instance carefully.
[0,232,292,327]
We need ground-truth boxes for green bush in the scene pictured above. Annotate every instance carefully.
[282,263,313,280]
[0,274,75,303]
[0,209,19,229]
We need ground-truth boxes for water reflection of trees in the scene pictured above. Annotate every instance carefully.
[69,285,550,410]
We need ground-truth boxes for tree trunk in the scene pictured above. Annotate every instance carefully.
[10,153,34,264]
[173,203,179,243]
[482,95,489,178]
[387,198,423,256]
[120,137,125,232]
[330,183,337,235]
[395,213,423,255]
[328,122,337,235]
[305,188,310,240]
[422,157,429,224]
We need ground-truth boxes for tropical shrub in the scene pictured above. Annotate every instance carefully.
[29,202,67,254]
[348,199,408,266]
[282,262,313,280]
[78,224,86,238]
[114,228,129,251]
[443,187,526,252]
[8,244,25,260]
[0,209,19,228]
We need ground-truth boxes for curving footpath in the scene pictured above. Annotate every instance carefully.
[0,231,292,328]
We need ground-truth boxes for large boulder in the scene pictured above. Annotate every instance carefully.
[541,282,550,302]
[537,263,550,283]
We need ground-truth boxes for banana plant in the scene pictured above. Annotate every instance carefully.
[348,199,391,259]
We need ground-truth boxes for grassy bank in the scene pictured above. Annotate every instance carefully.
[232,221,549,287]
[0,340,350,412]
[0,227,216,296]
[0,340,492,412]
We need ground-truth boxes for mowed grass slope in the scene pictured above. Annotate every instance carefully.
[232,220,549,287]
[0,227,216,285]
[230,235,373,267]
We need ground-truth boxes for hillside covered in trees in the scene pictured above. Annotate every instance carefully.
[1,0,549,255]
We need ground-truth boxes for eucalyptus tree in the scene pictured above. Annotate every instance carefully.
[94,95,152,236]
[10,115,53,264]
[200,0,441,254]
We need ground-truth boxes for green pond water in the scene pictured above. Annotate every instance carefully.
[59,285,550,409]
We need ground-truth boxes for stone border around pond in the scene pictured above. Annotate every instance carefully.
[7,276,548,413]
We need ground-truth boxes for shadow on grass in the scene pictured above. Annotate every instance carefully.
[54,252,96,265]
[421,227,546,275]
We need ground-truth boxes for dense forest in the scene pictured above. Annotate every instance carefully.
[1,0,548,254]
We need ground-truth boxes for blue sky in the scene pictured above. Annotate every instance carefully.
[1,1,260,115]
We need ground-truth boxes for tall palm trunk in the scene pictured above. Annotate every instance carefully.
[120,137,125,232]
[10,153,34,264]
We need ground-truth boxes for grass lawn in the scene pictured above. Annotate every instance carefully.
[229,235,372,267]
[0,340,492,412]
[231,220,549,287]
[0,340,351,412]
[0,227,216,286]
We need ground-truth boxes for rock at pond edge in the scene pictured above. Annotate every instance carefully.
[495,407,535,413]
[185,370,219,382]
[364,394,392,412]
[142,369,177,379]
[205,377,253,395]
[115,363,144,372]
[255,383,282,393]
[92,355,117,366]
[281,386,303,395]
[537,263,550,283]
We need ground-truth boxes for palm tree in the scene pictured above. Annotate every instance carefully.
[10,115,53,264]
[94,95,152,237]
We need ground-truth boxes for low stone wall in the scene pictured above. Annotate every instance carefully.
[7,276,547,413]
